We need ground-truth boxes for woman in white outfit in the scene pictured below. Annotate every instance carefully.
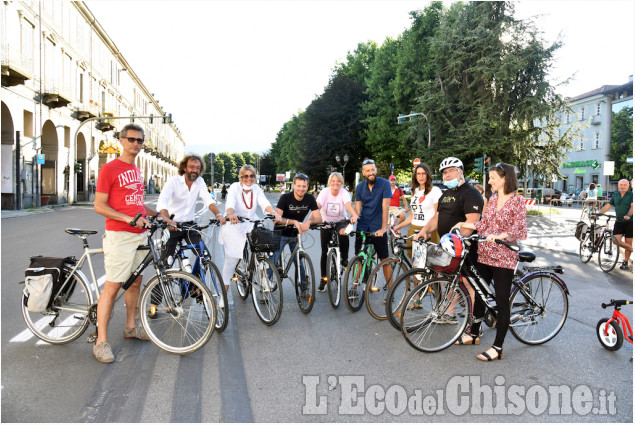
[220,165,279,293]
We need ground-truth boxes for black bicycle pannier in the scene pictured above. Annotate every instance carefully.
[24,256,66,311]
[248,227,281,252]
[575,221,588,242]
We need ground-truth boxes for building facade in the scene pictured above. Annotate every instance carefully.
[1,1,184,209]
[555,77,633,195]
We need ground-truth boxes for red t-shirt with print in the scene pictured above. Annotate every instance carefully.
[96,158,146,233]
[390,187,404,207]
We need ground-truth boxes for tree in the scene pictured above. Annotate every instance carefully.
[415,1,567,177]
[297,72,370,185]
[242,152,256,166]
[270,112,305,173]
[217,152,236,183]
[610,106,633,180]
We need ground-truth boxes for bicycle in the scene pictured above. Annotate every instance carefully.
[597,299,633,352]
[380,235,438,327]
[20,214,216,355]
[400,232,569,352]
[342,230,379,312]
[231,215,283,325]
[274,224,317,314]
[315,220,350,309]
[578,214,620,272]
[165,219,228,332]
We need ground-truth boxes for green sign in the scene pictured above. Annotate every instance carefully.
[562,160,600,169]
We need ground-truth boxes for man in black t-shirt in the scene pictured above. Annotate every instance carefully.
[415,157,483,325]
[271,173,322,294]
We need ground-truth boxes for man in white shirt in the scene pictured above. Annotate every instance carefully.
[157,154,225,262]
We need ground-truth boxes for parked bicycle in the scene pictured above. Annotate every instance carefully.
[20,214,216,355]
[231,215,283,325]
[342,230,379,312]
[315,220,351,309]
[274,224,317,314]
[577,214,620,272]
[164,219,228,332]
[400,232,569,352]
[597,299,633,352]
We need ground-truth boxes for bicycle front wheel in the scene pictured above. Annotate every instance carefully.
[401,279,470,352]
[578,233,593,263]
[201,259,228,332]
[596,318,623,351]
[386,268,431,330]
[598,236,619,272]
[139,271,215,355]
[295,252,316,314]
[21,266,92,344]
[234,245,251,300]
[326,249,341,309]
[366,257,409,320]
[251,257,283,325]
[343,256,366,312]
[509,273,568,345]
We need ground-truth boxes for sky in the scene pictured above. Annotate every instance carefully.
[86,0,634,157]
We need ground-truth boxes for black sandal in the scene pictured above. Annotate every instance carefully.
[477,345,504,361]
[455,333,480,345]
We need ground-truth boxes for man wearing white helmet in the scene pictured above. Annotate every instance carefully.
[414,156,483,324]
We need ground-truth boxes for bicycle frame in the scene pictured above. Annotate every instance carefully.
[604,307,634,345]
[279,234,305,279]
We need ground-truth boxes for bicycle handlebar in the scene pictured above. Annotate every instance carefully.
[601,299,633,309]
[450,227,520,252]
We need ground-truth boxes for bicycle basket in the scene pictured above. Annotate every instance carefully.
[425,245,461,273]
[575,221,588,241]
[247,227,281,252]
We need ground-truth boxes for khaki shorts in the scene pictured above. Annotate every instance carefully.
[103,230,147,283]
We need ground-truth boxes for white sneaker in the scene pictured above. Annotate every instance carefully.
[261,279,270,293]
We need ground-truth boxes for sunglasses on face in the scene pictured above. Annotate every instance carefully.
[242,174,255,179]
[123,137,144,145]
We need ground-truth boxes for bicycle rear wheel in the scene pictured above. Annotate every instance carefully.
[343,256,366,312]
[386,268,431,330]
[295,252,316,314]
[201,259,228,332]
[578,233,593,263]
[401,279,469,352]
[251,257,283,325]
[598,236,619,272]
[139,270,215,355]
[326,249,341,309]
[509,273,568,345]
[366,257,409,320]
[21,266,92,344]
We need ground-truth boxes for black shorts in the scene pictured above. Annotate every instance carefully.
[613,221,633,239]
[354,233,389,260]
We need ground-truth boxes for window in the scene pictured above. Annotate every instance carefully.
[576,139,586,151]
[21,19,35,73]
[596,103,602,115]
[580,106,586,120]
[564,112,571,124]
[593,132,602,150]
[79,73,84,103]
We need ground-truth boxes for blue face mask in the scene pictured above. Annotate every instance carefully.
[445,178,460,189]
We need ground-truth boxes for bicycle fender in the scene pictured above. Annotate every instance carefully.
[518,271,570,296]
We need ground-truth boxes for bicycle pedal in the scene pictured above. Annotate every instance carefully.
[87,332,98,344]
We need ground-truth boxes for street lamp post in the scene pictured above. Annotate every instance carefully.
[335,153,349,183]
[397,111,432,148]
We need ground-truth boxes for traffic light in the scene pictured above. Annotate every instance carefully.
[484,156,491,173]
[162,113,168,124]
[149,113,154,124]
[474,156,483,173]
[130,113,135,122]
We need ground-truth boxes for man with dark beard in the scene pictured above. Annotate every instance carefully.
[157,154,225,264]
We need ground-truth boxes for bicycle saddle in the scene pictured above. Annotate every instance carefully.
[518,251,536,263]
[65,228,98,235]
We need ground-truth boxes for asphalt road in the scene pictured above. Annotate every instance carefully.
[1,193,633,422]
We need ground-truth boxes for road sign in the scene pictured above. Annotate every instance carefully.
[276,174,285,182]
[413,158,420,168]
[36,154,45,165]
[627,158,633,163]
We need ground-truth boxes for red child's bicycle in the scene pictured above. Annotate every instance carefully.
[597,299,633,351]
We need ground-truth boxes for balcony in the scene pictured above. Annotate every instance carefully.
[41,83,73,109]
[591,115,602,126]
[1,44,32,87]
[73,102,98,121]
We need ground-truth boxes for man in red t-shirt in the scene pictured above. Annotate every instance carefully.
[388,175,409,226]
[93,123,159,363]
